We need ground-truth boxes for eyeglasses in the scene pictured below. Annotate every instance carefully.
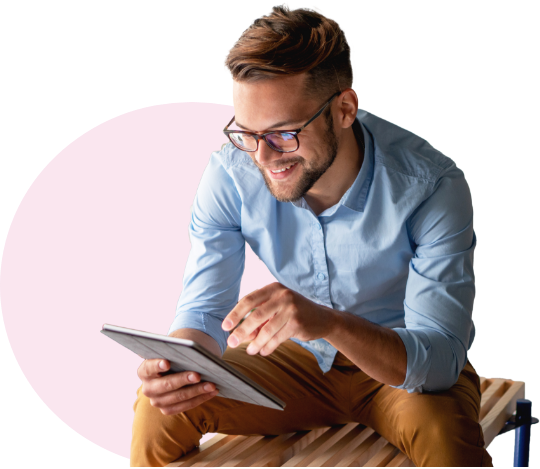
[223,91,340,153]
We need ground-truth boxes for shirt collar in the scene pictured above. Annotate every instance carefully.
[291,115,374,213]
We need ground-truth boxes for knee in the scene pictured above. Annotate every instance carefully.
[396,398,486,466]
[398,397,479,441]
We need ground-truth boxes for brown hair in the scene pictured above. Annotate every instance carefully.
[225,5,352,100]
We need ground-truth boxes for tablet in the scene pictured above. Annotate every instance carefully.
[101,324,286,411]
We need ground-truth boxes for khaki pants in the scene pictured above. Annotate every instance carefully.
[131,339,493,467]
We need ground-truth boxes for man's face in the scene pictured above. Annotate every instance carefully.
[232,75,339,203]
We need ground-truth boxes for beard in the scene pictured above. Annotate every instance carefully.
[255,111,339,203]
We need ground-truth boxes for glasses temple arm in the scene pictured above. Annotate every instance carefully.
[224,116,236,131]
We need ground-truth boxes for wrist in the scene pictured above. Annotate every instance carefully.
[324,307,347,342]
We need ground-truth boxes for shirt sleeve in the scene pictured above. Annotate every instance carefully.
[391,163,476,393]
[168,151,245,355]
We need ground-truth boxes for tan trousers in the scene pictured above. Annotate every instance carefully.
[131,339,493,467]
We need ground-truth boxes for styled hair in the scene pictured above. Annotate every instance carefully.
[225,5,352,101]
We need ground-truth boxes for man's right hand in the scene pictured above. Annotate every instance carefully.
[138,359,219,415]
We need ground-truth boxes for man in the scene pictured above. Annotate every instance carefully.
[131,6,492,467]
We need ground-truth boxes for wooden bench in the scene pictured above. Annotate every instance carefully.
[166,377,526,467]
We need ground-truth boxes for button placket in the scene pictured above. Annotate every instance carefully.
[310,217,332,307]
[305,213,339,372]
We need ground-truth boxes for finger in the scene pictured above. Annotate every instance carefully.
[138,358,170,380]
[244,319,269,341]
[238,292,287,348]
[150,381,217,408]
[259,322,295,357]
[227,306,276,347]
[159,388,220,416]
[243,327,258,343]
[222,283,281,331]
[142,370,201,397]
[245,309,288,355]
[221,308,255,332]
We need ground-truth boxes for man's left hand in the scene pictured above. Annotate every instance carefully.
[221,282,339,356]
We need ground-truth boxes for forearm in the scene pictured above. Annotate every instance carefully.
[325,310,407,386]
[169,328,223,358]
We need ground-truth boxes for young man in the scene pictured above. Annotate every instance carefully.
[131,6,492,467]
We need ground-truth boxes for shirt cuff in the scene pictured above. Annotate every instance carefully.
[168,311,230,356]
[391,327,465,393]
[391,328,431,393]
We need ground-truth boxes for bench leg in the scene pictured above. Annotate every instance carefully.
[514,399,532,467]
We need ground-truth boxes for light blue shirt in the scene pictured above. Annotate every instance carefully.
[169,109,476,393]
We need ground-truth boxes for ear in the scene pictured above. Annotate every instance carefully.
[335,89,358,129]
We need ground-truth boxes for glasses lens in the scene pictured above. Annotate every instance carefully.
[228,132,298,152]
[229,133,257,151]
[266,132,297,151]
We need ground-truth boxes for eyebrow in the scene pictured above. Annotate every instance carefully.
[234,118,304,132]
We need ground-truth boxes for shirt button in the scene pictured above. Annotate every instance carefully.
[316,224,322,230]
[317,273,325,280]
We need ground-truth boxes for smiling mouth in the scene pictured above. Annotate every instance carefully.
[266,161,300,181]
[269,162,298,173]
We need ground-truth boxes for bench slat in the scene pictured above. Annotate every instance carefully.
[386,451,413,467]
[222,435,286,467]
[282,423,358,467]
[167,377,524,467]
[200,437,266,467]
[309,426,373,467]
[481,380,525,446]
[364,442,401,467]
[336,433,387,467]
[480,378,508,420]
[248,428,327,467]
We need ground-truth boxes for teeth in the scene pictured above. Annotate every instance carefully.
[271,163,296,173]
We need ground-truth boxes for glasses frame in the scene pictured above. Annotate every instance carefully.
[223,91,341,153]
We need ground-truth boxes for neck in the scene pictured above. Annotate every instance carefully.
[304,132,364,216]
[303,126,363,216]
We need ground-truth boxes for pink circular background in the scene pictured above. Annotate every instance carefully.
[0,103,277,458]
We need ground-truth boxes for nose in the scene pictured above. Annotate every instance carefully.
[255,139,284,167]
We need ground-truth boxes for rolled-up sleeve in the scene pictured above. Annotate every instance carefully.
[168,151,245,355]
[391,163,476,393]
